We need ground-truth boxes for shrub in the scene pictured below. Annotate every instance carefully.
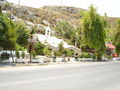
[31,51,36,58]
[22,51,25,59]
[16,51,20,59]
[92,54,96,60]
[80,52,91,58]
[55,50,63,56]
[34,42,45,55]
[43,47,52,56]
[1,52,10,60]
[63,49,74,57]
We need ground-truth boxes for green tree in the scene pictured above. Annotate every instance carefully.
[63,49,74,57]
[15,51,20,59]
[34,42,45,55]
[81,5,106,61]
[55,42,65,56]
[30,25,37,34]
[58,42,64,51]
[1,52,10,61]
[31,51,36,58]
[112,19,120,57]
[103,13,113,42]
[15,22,30,48]
[0,13,17,50]
[105,28,113,42]
[55,21,76,45]
[0,10,17,62]
[21,51,25,59]
[43,47,52,56]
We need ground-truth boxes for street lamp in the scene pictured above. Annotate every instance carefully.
[28,35,35,63]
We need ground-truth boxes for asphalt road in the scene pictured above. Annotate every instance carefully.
[0,62,120,90]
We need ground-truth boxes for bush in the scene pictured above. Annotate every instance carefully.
[15,22,30,48]
[92,54,96,60]
[55,48,74,57]
[16,51,20,59]
[55,50,63,56]
[43,47,52,56]
[107,55,113,59]
[34,42,45,55]
[1,52,10,60]
[22,51,25,59]
[31,51,36,58]
[80,52,91,58]
[63,49,74,57]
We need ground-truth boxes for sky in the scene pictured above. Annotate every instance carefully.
[6,0,120,17]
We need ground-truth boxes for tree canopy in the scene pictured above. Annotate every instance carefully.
[112,19,120,56]
[15,22,30,48]
[0,13,16,50]
[55,21,76,45]
[81,5,106,60]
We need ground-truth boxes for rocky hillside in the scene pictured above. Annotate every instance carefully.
[0,1,119,29]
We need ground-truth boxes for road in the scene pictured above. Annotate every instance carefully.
[0,62,120,90]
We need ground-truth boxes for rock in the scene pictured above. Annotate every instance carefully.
[26,21,35,26]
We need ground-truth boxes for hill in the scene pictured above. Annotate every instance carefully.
[0,1,119,29]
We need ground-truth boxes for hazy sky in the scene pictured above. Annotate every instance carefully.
[6,0,120,17]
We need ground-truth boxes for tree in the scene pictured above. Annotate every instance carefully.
[112,19,120,57]
[55,21,76,45]
[0,8,17,62]
[0,12,17,50]
[63,49,74,57]
[58,42,64,51]
[15,22,30,48]
[57,42,64,56]
[30,25,37,34]
[31,51,36,59]
[34,42,45,55]
[21,51,25,59]
[81,5,106,61]
[15,50,20,59]
[105,28,113,42]
[1,52,10,61]
[43,47,52,56]
[103,13,113,42]
[55,42,74,57]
